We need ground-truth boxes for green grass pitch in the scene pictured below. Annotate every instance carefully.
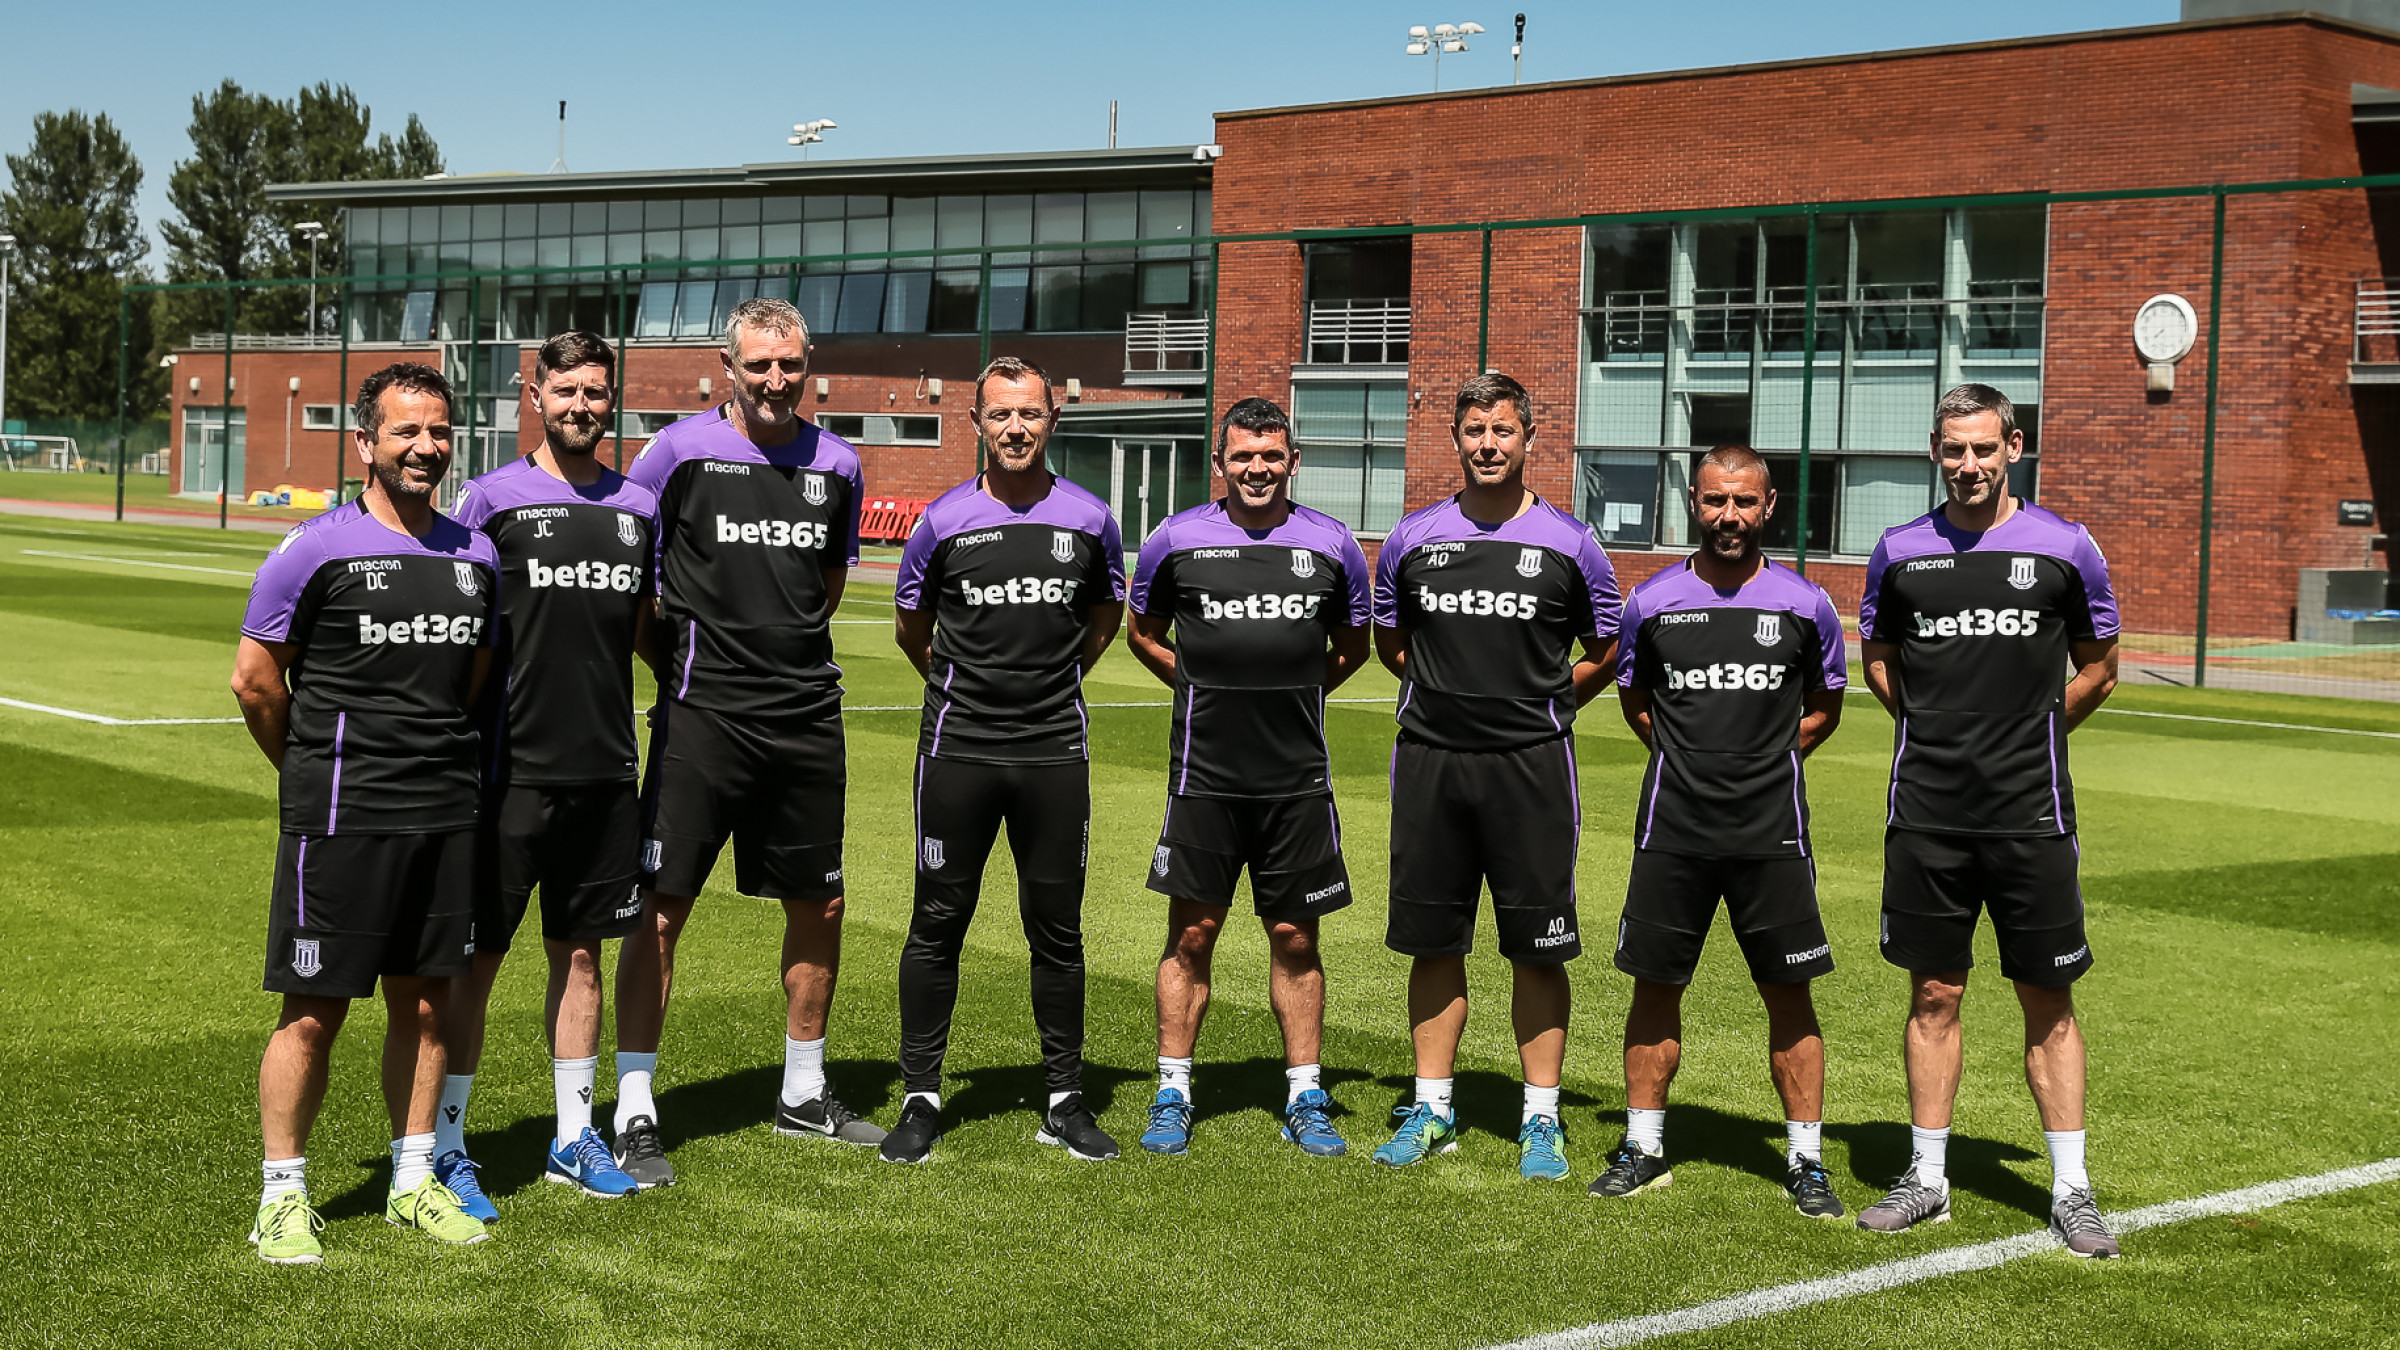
[2,512,2395,1348]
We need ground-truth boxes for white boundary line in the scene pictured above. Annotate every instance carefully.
[0,696,242,726]
[1492,1157,2400,1350]
[19,549,257,578]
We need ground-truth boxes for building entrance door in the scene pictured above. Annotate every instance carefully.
[1111,439,1198,549]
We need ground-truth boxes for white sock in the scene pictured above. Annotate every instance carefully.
[1415,1076,1455,1121]
[1522,1082,1561,1124]
[614,1051,659,1134]
[905,1090,942,1113]
[554,1056,598,1145]
[1158,1055,1194,1100]
[1048,1090,1077,1110]
[1910,1124,1951,1187]
[261,1156,307,1207]
[780,1036,827,1108]
[1786,1119,1823,1164]
[1626,1107,1666,1156]
[1284,1063,1321,1106]
[434,1074,473,1157]
[390,1132,436,1192]
[2044,1128,2090,1198]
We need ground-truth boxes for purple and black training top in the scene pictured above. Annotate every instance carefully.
[1859,502,2119,837]
[896,474,1126,764]
[1373,494,1622,752]
[453,456,658,785]
[1128,500,1372,799]
[240,500,501,836]
[1616,557,1848,859]
[627,409,863,721]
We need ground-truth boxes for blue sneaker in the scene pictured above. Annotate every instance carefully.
[546,1126,640,1197]
[1370,1102,1459,1167]
[1281,1089,1348,1157]
[1518,1114,1569,1181]
[1139,1088,1193,1155]
[433,1149,497,1222]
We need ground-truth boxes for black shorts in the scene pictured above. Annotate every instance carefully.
[1145,793,1352,919]
[264,830,476,999]
[641,700,845,902]
[1386,735,1583,964]
[1614,849,1832,985]
[475,781,645,953]
[1880,828,2092,986]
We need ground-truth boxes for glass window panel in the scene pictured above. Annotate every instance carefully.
[644,200,679,230]
[708,278,757,333]
[1292,382,1367,442]
[1137,260,1192,307]
[636,282,677,337]
[1079,263,1133,332]
[803,219,844,272]
[1306,239,1412,301]
[721,225,759,265]
[883,270,931,333]
[533,233,568,269]
[986,194,1033,248]
[891,197,936,263]
[643,231,676,264]
[761,223,802,258]
[608,201,642,232]
[441,239,472,273]
[436,287,469,340]
[377,207,407,245]
[408,242,437,276]
[937,195,982,250]
[570,235,602,267]
[930,270,981,332]
[1853,211,1944,289]
[382,244,409,279]
[1758,457,1834,556]
[1195,190,1212,235]
[804,194,843,220]
[607,232,639,265]
[502,202,535,237]
[1139,189,1192,243]
[1031,265,1080,330]
[683,198,719,229]
[440,204,471,240]
[1086,191,1138,259]
[721,196,760,226]
[1693,222,1756,295]
[1844,365,1936,450]
[1749,366,1839,450]
[1588,224,1670,304]
[1294,444,1365,527]
[471,204,503,238]
[1035,192,1084,244]
[1838,457,1936,555]
[503,238,534,270]
[400,291,436,342]
[835,272,886,332]
[762,195,805,223]
[987,268,1029,331]
[1576,450,1660,549]
[845,195,888,218]
[410,205,439,242]
[2006,455,2039,501]
[796,275,841,332]
[1658,451,1694,547]
[845,216,888,271]
[1578,364,1664,446]
[350,212,380,248]
[1965,206,2045,286]
[1368,383,1409,442]
[682,228,720,262]
[499,288,537,341]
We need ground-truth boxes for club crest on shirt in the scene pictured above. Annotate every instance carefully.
[1051,530,1076,564]
[1153,845,1172,876]
[1290,548,1316,579]
[802,472,827,507]
[1755,613,1782,647]
[922,837,945,870]
[2009,556,2038,591]
[453,561,480,596]
[617,512,641,547]
[291,938,321,979]
[1516,547,1545,579]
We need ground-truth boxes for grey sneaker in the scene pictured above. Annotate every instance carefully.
[1586,1138,1674,1198]
[1856,1173,1951,1232]
[612,1115,677,1188]
[775,1093,888,1147]
[2049,1187,2121,1258]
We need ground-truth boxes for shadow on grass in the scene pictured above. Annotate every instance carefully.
[946,1057,1148,1129]
[1369,1068,1606,1145]
[1189,1055,1376,1123]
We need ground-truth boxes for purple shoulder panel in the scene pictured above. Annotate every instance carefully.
[1128,507,1181,614]
[1372,497,1451,627]
[1612,581,1647,687]
[1808,580,1850,689]
[242,512,336,643]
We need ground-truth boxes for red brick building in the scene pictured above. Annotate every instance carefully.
[189,10,2400,635]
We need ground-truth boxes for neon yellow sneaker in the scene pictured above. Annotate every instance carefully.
[249,1191,326,1265]
[384,1176,490,1246]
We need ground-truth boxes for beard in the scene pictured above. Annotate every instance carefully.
[544,409,608,457]
[1703,524,1760,562]
[371,448,444,500]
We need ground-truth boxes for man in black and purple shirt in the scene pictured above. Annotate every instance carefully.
[1125,397,1372,1159]
[433,332,655,1211]
[1588,445,1849,1218]
[1853,383,2123,1257]
[885,355,1126,1165]
[232,362,499,1261]
[1368,373,1620,1181]
[617,297,880,1185]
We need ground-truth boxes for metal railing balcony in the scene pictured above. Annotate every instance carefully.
[186,333,350,351]
[1307,298,1411,365]
[1125,311,1209,379]
[2356,279,2400,365]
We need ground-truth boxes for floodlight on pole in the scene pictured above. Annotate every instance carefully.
[1405,20,1482,90]
[293,221,329,340]
[787,118,839,159]
[0,234,15,450]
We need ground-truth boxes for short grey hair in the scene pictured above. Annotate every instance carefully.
[1932,383,2017,440]
[724,297,810,355]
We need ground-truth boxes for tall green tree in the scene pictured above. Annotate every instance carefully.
[1,109,158,421]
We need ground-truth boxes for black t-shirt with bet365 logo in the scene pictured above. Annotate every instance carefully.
[1859,502,2118,837]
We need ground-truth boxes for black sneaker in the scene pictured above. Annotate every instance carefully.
[1035,1093,1121,1161]
[1586,1137,1673,1198]
[774,1092,888,1147]
[1785,1155,1845,1218]
[612,1115,676,1188]
[878,1097,942,1165]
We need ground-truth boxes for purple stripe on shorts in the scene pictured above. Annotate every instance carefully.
[678,621,697,700]
[328,712,346,835]
[295,836,308,928]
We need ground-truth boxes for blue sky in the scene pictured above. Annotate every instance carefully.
[3,0,2171,259]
